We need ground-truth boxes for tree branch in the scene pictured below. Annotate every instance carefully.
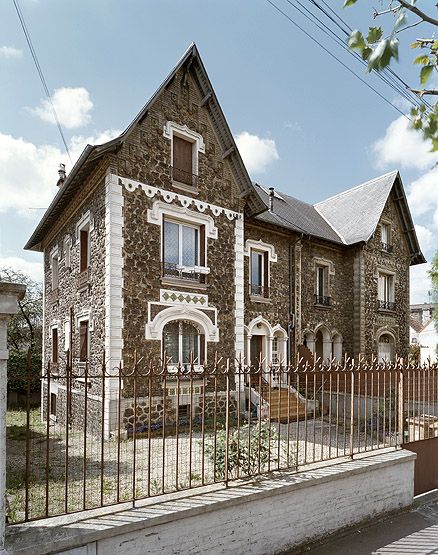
[397,0,438,27]
[410,88,438,96]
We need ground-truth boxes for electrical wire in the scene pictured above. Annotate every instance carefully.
[12,0,72,161]
[265,0,411,120]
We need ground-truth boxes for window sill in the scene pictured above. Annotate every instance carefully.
[378,308,396,315]
[249,295,271,304]
[314,303,333,310]
[171,180,199,195]
[161,277,207,290]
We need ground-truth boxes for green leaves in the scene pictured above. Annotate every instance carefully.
[368,38,399,71]
[343,0,358,6]
[420,64,434,85]
[367,27,383,45]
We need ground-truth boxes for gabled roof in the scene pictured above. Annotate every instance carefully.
[410,316,425,334]
[254,183,343,244]
[25,43,265,251]
[254,171,425,266]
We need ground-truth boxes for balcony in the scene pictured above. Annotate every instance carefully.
[249,284,270,299]
[162,262,208,284]
[314,294,332,307]
[47,288,59,304]
[76,268,90,290]
[171,166,198,189]
[377,300,396,311]
[381,242,394,254]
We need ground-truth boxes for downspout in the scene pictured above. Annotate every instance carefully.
[288,234,304,365]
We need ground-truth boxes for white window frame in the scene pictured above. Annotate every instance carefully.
[50,322,60,364]
[63,235,72,270]
[250,248,266,289]
[163,218,201,270]
[78,317,90,363]
[381,222,391,245]
[50,247,59,290]
[378,271,395,303]
[163,121,205,190]
[162,320,205,371]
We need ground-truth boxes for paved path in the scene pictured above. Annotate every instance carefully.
[302,496,438,554]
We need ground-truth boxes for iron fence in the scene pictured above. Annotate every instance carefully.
[6,355,438,524]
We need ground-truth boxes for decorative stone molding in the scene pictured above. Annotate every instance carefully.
[75,210,94,244]
[163,121,205,153]
[312,256,335,275]
[244,239,278,262]
[115,174,242,221]
[145,305,219,342]
[147,200,218,239]
[160,289,208,306]
[75,308,94,332]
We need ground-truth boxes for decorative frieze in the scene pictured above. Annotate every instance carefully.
[160,289,208,306]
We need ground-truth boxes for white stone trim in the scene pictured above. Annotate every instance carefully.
[76,308,94,332]
[234,216,245,366]
[147,200,218,240]
[105,172,124,399]
[63,235,72,269]
[312,256,335,275]
[75,210,94,243]
[244,239,277,263]
[160,289,208,307]
[163,121,205,179]
[145,305,219,342]
[115,174,241,221]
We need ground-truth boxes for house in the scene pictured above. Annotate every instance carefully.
[411,303,437,327]
[24,44,425,431]
[411,318,438,364]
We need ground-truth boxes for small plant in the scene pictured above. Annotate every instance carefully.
[205,422,278,480]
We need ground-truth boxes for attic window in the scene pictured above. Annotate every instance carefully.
[163,121,205,192]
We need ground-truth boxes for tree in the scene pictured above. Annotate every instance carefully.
[0,268,43,393]
[345,1,438,152]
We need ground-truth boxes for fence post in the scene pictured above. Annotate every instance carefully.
[0,282,26,553]
[398,365,405,447]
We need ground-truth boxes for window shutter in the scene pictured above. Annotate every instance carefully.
[199,225,206,267]
[79,321,88,362]
[52,328,58,363]
[173,136,193,184]
[80,229,88,272]
[263,251,269,289]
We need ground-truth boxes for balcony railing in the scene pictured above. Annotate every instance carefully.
[249,284,270,299]
[162,262,207,284]
[381,242,394,254]
[314,294,332,306]
[47,288,59,304]
[171,166,198,188]
[76,268,90,290]
[378,300,396,311]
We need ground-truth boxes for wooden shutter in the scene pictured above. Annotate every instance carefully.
[80,229,88,273]
[52,328,58,363]
[263,252,269,293]
[173,136,193,184]
[79,321,89,362]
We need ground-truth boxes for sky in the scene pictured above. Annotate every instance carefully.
[0,0,436,303]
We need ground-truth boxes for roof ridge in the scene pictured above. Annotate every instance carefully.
[315,170,398,207]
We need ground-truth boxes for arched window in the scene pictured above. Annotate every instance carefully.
[163,320,205,366]
[378,333,394,363]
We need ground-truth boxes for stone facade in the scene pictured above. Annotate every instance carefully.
[29,47,420,434]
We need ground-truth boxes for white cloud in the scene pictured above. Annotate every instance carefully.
[0,46,23,59]
[410,262,433,305]
[235,131,279,174]
[0,129,120,216]
[407,168,438,227]
[28,87,93,129]
[373,115,436,171]
[415,224,435,255]
[0,256,43,282]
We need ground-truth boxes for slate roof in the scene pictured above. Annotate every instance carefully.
[254,171,425,266]
[254,184,342,243]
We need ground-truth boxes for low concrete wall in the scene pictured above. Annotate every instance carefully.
[6,450,415,555]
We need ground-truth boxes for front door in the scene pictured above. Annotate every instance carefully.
[250,335,263,368]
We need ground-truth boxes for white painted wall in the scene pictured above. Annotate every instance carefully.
[419,320,438,364]
[7,450,415,555]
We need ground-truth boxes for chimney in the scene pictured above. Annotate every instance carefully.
[269,187,275,213]
[57,163,66,186]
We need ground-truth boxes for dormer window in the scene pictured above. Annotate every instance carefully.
[381,223,393,253]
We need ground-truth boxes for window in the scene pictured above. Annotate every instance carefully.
[172,136,195,187]
[163,219,206,281]
[381,223,393,253]
[80,227,89,273]
[162,320,205,367]
[378,272,395,310]
[52,254,59,290]
[272,337,279,365]
[79,320,89,362]
[378,333,394,363]
[250,249,269,297]
[50,393,57,417]
[51,327,59,364]
[64,236,71,269]
[315,265,331,306]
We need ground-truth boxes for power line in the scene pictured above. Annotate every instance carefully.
[12,0,72,162]
[285,0,431,113]
[265,0,411,120]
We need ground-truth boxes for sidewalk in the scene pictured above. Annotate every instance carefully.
[301,493,438,554]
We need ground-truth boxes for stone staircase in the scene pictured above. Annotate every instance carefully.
[255,382,309,423]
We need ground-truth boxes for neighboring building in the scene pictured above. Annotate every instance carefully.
[410,303,437,326]
[418,320,438,363]
[25,44,425,431]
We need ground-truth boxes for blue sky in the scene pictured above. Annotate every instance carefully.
[0,0,436,302]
